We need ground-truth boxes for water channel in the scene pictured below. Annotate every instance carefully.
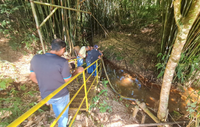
[102,60,189,118]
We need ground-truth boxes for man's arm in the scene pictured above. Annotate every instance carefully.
[64,77,71,83]
[64,67,84,83]
[78,52,84,58]
[99,50,103,57]
[98,50,103,59]
[30,72,38,84]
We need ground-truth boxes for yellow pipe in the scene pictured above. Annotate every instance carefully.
[83,71,89,111]
[51,59,100,126]
[50,83,85,126]
[96,61,98,83]
[87,76,96,92]
[8,72,82,127]
[8,58,101,127]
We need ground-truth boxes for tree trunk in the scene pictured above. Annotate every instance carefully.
[157,0,200,122]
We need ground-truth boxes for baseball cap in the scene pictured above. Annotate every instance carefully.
[94,45,98,49]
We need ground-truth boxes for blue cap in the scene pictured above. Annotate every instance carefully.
[94,45,98,49]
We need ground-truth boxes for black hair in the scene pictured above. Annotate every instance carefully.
[70,63,75,70]
[51,39,66,51]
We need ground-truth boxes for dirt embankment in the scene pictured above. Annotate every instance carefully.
[95,24,162,85]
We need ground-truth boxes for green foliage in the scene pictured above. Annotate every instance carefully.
[171,111,182,120]
[116,56,123,61]
[186,101,200,126]
[21,33,39,51]
[20,84,26,91]
[0,78,13,90]
[114,52,124,61]
[130,59,134,65]
[89,96,100,111]
[98,89,108,96]
[155,52,200,84]
[119,0,161,27]
[0,97,30,126]
[99,100,112,113]
[89,89,112,113]
[102,78,108,87]
[25,91,37,97]
[125,104,129,107]
[0,0,38,52]
[156,53,167,78]
[174,53,200,84]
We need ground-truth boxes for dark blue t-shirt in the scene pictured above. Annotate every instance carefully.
[86,50,92,63]
[30,53,71,99]
[90,49,102,64]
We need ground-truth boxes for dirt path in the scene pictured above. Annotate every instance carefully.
[0,34,140,127]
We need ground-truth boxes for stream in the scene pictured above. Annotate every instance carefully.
[101,60,188,117]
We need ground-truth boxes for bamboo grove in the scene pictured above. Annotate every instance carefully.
[159,0,200,86]
[0,0,161,52]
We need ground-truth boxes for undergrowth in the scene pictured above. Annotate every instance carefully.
[89,79,112,113]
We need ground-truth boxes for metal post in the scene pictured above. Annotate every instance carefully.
[83,71,88,110]
[75,59,77,68]
[96,60,98,84]
[30,0,46,53]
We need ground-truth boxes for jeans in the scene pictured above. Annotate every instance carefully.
[77,56,83,67]
[48,94,70,127]
[86,62,92,74]
[91,64,97,76]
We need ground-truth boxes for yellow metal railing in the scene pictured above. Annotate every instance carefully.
[8,58,102,127]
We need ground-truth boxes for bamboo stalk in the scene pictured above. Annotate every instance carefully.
[30,0,46,53]
[37,1,51,45]
[60,0,66,41]
[46,0,56,40]
[67,0,72,53]
[33,1,91,14]
[39,7,58,28]
[91,15,108,36]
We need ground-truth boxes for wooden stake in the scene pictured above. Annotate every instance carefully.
[133,106,139,118]
[141,113,146,124]
[135,100,160,123]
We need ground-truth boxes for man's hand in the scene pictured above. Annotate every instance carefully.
[72,67,84,77]
[30,72,38,84]
[64,67,84,83]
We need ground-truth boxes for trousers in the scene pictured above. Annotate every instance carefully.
[77,56,83,67]
[48,94,70,127]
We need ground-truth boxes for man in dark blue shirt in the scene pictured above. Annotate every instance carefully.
[30,39,83,127]
[90,45,103,76]
[86,46,93,74]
